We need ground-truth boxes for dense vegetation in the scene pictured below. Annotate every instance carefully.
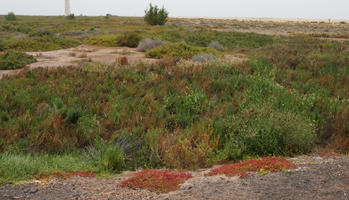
[0,51,37,70]
[0,16,275,52]
[0,16,348,184]
[145,42,220,59]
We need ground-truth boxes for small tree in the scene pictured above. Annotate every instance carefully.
[5,12,16,21]
[144,4,168,26]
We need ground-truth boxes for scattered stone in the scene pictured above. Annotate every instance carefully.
[29,188,38,194]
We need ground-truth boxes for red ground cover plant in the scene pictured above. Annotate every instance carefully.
[206,157,297,177]
[34,171,96,180]
[34,171,73,180]
[120,170,193,193]
[319,152,343,157]
[72,171,96,177]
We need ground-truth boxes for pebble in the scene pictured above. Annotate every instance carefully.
[314,157,323,160]
[29,188,39,194]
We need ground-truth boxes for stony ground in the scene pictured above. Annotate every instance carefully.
[1,155,348,200]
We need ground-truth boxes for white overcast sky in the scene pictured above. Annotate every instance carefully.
[0,0,348,20]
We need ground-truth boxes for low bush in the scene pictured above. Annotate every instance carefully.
[66,14,75,20]
[84,138,144,171]
[117,33,142,48]
[5,12,16,21]
[176,30,275,49]
[144,4,169,26]
[145,42,220,59]
[192,53,217,63]
[162,123,220,169]
[120,170,192,193]
[29,28,54,37]
[102,145,125,172]
[208,41,224,51]
[0,51,37,70]
[105,14,112,19]
[239,109,316,156]
[0,41,4,51]
[86,34,120,46]
[0,23,32,34]
[137,38,166,52]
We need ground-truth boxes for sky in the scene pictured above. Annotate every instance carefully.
[0,0,348,20]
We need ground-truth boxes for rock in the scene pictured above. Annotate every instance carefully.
[71,193,80,198]
[29,188,39,194]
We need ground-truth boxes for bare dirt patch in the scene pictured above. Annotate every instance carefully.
[0,45,158,79]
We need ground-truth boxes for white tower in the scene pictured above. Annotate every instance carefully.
[65,0,71,16]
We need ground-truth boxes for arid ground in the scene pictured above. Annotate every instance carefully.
[1,154,348,200]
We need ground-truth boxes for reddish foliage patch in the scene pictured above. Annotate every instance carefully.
[34,171,96,180]
[206,157,297,177]
[319,152,343,157]
[34,171,73,180]
[239,172,250,178]
[120,170,193,193]
[72,171,96,177]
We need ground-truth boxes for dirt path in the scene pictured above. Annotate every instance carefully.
[1,155,348,200]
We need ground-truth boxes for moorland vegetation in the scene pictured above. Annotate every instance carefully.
[0,14,348,184]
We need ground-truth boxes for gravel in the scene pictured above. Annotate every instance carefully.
[1,155,348,200]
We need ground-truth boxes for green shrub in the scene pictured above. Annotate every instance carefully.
[145,42,220,59]
[66,14,75,20]
[0,41,4,51]
[114,134,148,169]
[137,38,166,52]
[0,51,37,70]
[0,23,32,34]
[102,145,125,172]
[117,33,142,48]
[144,4,168,26]
[5,12,16,21]
[84,138,142,171]
[239,109,316,156]
[29,28,53,37]
[165,90,208,128]
[65,108,83,124]
[105,14,112,19]
[86,34,120,46]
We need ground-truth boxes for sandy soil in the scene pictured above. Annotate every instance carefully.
[0,45,158,80]
[1,155,348,200]
[170,17,349,37]
[174,17,349,24]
